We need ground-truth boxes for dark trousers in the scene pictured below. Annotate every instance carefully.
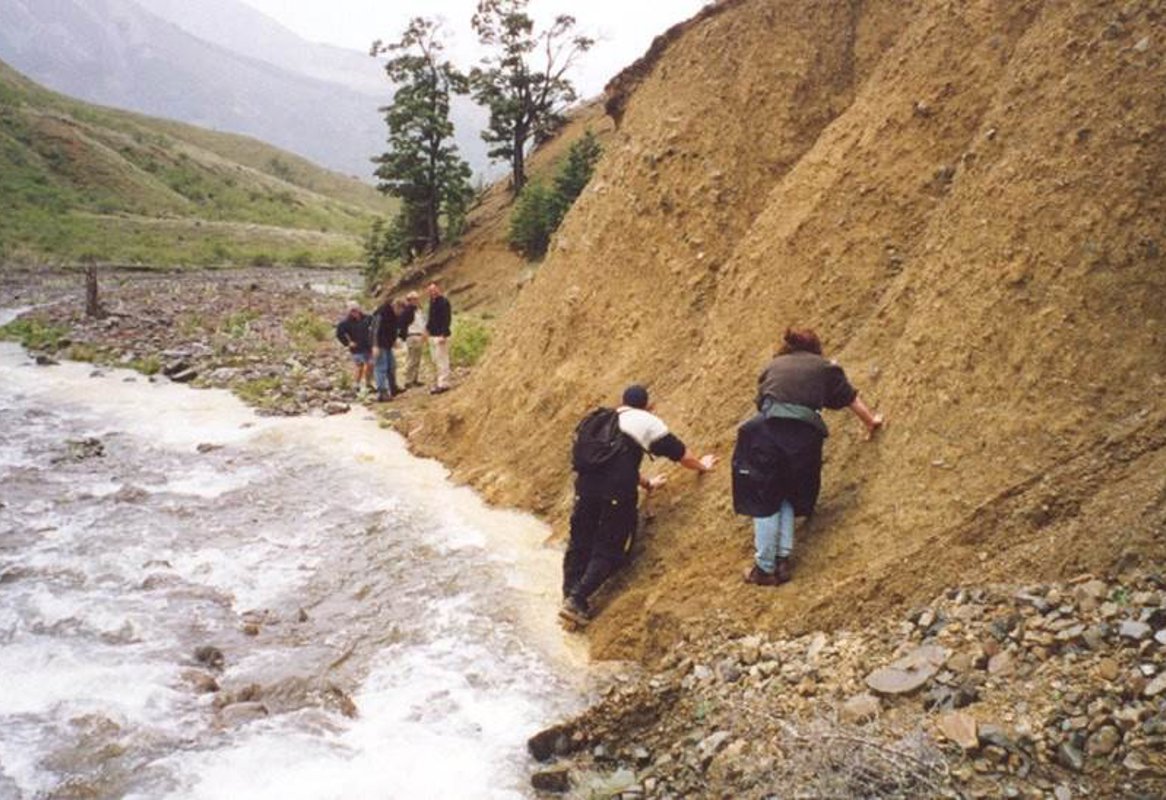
[562,493,638,605]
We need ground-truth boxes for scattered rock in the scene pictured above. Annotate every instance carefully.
[528,724,573,762]
[1056,742,1085,772]
[531,767,570,793]
[193,645,225,670]
[865,645,946,695]
[196,443,223,454]
[1085,726,1121,757]
[840,693,881,725]
[1119,620,1151,641]
[218,701,268,726]
[938,710,979,750]
[34,354,59,366]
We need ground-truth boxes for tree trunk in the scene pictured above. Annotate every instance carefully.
[84,265,104,318]
[512,126,527,194]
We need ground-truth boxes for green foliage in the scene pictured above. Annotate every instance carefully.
[128,355,162,376]
[451,315,492,367]
[65,342,100,362]
[508,181,558,260]
[0,317,68,350]
[470,0,593,193]
[371,18,474,261]
[235,376,281,406]
[285,309,331,347]
[220,309,260,338]
[508,131,602,259]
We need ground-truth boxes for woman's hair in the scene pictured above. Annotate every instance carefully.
[778,327,822,355]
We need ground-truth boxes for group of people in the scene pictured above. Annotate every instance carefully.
[335,281,453,401]
[560,326,884,628]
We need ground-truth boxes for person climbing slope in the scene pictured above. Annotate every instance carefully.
[733,327,883,586]
[561,385,718,627]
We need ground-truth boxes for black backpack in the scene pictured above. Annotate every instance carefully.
[572,407,630,473]
[731,414,789,517]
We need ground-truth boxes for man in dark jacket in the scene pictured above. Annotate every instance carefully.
[369,298,401,402]
[426,282,452,394]
[560,385,718,627]
[335,302,373,395]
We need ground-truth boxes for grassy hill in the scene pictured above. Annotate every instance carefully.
[0,59,395,268]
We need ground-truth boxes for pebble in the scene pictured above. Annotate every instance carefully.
[1119,620,1151,640]
[531,767,570,793]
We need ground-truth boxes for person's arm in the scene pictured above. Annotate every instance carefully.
[849,396,884,440]
[336,322,352,349]
[679,450,718,473]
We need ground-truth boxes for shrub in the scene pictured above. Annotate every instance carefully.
[451,316,491,367]
[507,130,602,260]
[0,317,68,350]
[285,310,331,346]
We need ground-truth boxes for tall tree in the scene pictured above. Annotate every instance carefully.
[372,18,473,260]
[470,0,593,194]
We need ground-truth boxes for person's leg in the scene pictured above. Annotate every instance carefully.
[563,495,601,599]
[752,512,780,573]
[433,338,451,390]
[776,499,795,558]
[384,348,399,394]
[406,338,422,385]
[571,496,637,607]
[373,350,389,397]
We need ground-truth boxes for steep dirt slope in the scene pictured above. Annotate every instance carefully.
[410,0,1165,661]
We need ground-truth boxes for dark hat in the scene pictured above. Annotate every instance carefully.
[622,384,649,409]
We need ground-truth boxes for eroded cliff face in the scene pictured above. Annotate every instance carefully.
[411,0,1165,660]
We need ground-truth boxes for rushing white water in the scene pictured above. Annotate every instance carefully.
[0,331,587,800]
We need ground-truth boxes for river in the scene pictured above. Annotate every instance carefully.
[0,307,587,799]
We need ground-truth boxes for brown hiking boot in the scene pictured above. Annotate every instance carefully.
[773,557,792,585]
[743,564,779,586]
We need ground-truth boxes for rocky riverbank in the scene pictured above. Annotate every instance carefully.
[0,268,462,419]
[528,572,1166,798]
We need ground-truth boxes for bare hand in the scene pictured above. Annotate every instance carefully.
[646,475,667,492]
[865,414,885,441]
[699,454,718,471]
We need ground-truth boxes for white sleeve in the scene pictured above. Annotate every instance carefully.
[618,408,669,451]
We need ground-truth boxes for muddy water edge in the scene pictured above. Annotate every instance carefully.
[0,269,595,799]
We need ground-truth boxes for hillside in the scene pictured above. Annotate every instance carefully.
[402,0,1165,664]
[0,60,394,267]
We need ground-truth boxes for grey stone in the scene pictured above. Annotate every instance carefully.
[170,368,198,383]
[1120,620,1152,641]
[1054,785,1072,800]
[698,730,732,757]
[1085,726,1121,757]
[1056,742,1084,772]
[1144,672,1166,697]
[865,645,947,695]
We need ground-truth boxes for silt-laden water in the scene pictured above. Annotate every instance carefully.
[0,322,585,799]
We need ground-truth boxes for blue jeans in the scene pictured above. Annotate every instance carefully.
[374,348,397,394]
[753,499,794,573]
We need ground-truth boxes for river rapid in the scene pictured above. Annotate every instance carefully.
[0,308,587,799]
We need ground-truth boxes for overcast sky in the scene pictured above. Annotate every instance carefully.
[237,0,709,97]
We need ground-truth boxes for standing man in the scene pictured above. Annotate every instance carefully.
[397,290,426,389]
[560,385,719,627]
[426,281,452,395]
[369,296,401,402]
[335,301,373,396]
